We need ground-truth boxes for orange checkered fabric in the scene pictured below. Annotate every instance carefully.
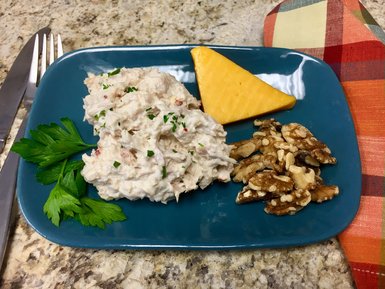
[264,1,385,288]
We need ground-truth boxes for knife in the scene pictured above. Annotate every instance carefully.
[0,26,51,154]
[0,28,48,270]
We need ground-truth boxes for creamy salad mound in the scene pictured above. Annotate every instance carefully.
[81,67,235,203]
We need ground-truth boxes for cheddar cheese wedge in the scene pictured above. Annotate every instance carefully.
[191,46,296,124]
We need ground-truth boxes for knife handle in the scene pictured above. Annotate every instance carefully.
[0,120,26,270]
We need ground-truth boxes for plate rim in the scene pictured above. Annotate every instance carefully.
[17,44,362,250]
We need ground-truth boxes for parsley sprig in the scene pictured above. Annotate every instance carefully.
[11,118,96,168]
[12,118,126,229]
[36,159,84,185]
[42,160,126,228]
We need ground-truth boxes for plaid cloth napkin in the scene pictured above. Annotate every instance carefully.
[264,1,385,288]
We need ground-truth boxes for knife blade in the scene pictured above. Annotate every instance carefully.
[0,26,51,154]
[0,28,48,270]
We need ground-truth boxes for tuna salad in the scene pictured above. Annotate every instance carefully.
[81,67,235,203]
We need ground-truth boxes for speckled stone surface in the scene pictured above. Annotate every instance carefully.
[0,1,384,288]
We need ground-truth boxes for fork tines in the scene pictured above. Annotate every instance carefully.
[30,33,63,86]
[39,34,63,81]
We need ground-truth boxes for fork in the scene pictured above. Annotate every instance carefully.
[0,33,63,270]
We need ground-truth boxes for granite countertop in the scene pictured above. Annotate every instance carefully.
[0,1,384,288]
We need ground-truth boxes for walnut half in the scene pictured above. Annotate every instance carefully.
[264,189,311,216]
[248,170,294,193]
[310,185,339,203]
[230,137,261,160]
[235,186,282,204]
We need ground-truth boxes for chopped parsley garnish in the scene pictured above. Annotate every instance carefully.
[163,112,175,123]
[172,149,177,153]
[198,143,204,147]
[107,68,121,77]
[189,150,194,155]
[161,166,168,179]
[102,84,111,90]
[164,112,186,133]
[146,107,158,120]
[94,110,106,121]
[147,114,157,120]
[113,161,121,168]
[124,86,138,93]
[171,121,177,132]
[147,150,154,157]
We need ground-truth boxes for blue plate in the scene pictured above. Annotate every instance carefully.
[17,45,361,249]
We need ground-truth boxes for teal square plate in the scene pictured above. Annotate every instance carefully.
[17,45,361,249]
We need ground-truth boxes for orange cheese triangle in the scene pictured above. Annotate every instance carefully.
[191,46,296,124]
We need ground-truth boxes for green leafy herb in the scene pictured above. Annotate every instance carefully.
[102,84,111,90]
[172,149,177,153]
[43,160,126,228]
[165,113,186,133]
[94,110,106,121]
[161,166,168,179]
[43,160,82,226]
[107,68,121,77]
[36,160,85,185]
[147,150,154,157]
[11,118,96,168]
[12,118,126,229]
[75,197,126,229]
[147,114,156,120]
[171,121,177,132]
[113,161,121,168]
[145,107,158,120]
[198,143,204,147]
[124,86,138,93]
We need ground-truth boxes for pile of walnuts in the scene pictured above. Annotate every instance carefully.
[230,119,339,215]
